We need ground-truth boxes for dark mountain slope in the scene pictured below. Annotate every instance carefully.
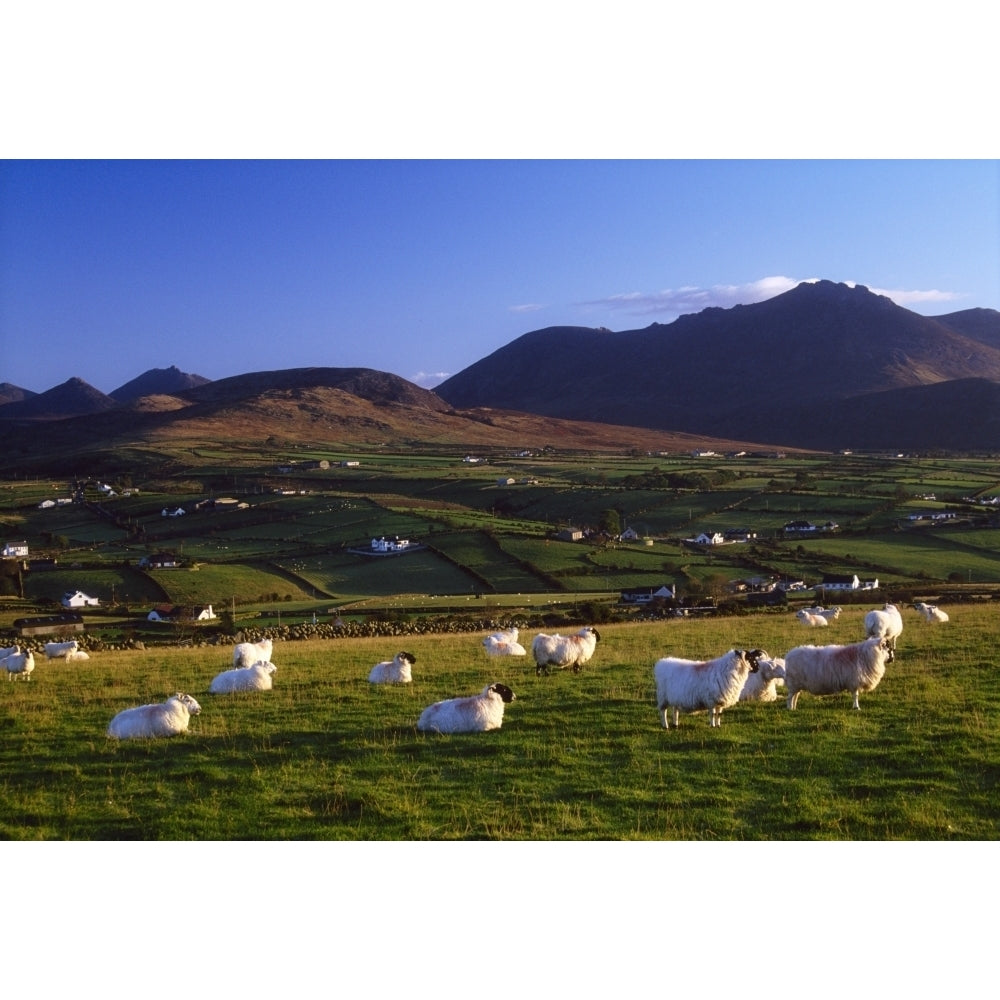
[0,377,118,419]
[0,383,37,407]
[932,307,1000,349]
[110,365,211,402]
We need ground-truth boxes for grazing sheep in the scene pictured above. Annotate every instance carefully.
[65,648,90,662]
[796,609,829,627]
[784,636,894,710]
[417,683,516,734]
[739,655,787,702]
[913,602,950,623]
[209,660,277,693]
[803,605,842,622]
[654,648,765,728]
[2,647,35,681]
[482,628,527,657]
[106,692,202,739]
[864,602,904,651]
[233,637,273,668]
[44,639,79,659]
[531,627,601,675]
[368,651,416,684]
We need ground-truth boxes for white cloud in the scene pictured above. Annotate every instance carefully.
[509,303,545,313]
[410,371,450,388]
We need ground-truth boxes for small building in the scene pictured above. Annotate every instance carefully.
[147,604,216,622]
[61,590,100,608]
[620,585,675,604]
[138,552,183,569]
[2,540,29,558]
[161,506,186,517]
[818,574,860,591]
[13,612,85,637]
[371,536,410,553]
[556,528,584,542]
[694,531,725,546]
[783,520,816,533]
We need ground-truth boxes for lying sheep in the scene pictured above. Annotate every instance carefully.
[368,651,416,684]
[209,661,276,693]
[44,639,79,659]
[482,628,527,657]
[654,648,765,728]
[784,636,894,710]
[2,647,35,681]
[864,602,903,651]
[106,692,202,739]
[532,627,600,676]
[803,605,841,622]
[796,609,829,627]
[913,602,949,623]
[233,637,273,668]
[739,655,786,702]
[417,683,517,734]
[65,649,90,661]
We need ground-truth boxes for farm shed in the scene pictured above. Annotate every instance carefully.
[14,613,85,637]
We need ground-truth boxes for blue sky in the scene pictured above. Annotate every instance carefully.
[2,159,998,395]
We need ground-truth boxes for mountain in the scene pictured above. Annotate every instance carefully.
[0,383,36,406]
[109,365,211,402]
[0,377,118,420]
[435,281,1000,451]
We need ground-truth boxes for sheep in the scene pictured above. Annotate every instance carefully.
[233,637,273,668]
[803,605,842,622]
[417,683,516,734]
[106,692,202,739]
[44,639,79,659]
[739,655,787,702]
[482,628,527,657]
[864,602,904,651]
[654,648,765,728]
[65,648,90,661]
[784,636,894,710]
[2,647,35,681]
[914,602,950,623]
[796,609,829,627]
[531,627,601,675]
[209,660,277,693]
[368,651,416,684]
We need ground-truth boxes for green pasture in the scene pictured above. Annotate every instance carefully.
[2,605,997,840]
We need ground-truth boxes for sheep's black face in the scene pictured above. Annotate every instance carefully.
[743,649,765,673]
[400,651,416,665]
[490,683,516,703]
[589,628,601,642]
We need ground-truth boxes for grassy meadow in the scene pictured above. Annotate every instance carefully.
[2,604,997,840]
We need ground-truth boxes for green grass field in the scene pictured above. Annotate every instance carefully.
[2,604,997,840]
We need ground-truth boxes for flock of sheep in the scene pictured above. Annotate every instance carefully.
[3,599,947,738]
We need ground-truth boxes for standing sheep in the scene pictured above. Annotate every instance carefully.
[654,648,765,728]
[106,692,202,739]
[864,602,903,651]
[739,655,786,702]
[417,683,517,733]
[913,602,949,623]
[233,637,273,668]
[209,661,277,693]
[368,651,416,684]
[2,647,35,681]
[44,639,79,659]
[784,636,894,710]
[531,627,601,675]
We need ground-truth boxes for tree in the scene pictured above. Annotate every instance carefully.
[599,508,622,536]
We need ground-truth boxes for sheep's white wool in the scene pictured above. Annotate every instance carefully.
[784,637,893,710]
[739,655,786,702]
[417,683,516,733]
[864,603,903,650]
[796,609,829,627]
[233,637,273,668]
[65,649,90,661]
[482,633,527,656]
[913,602,949,623]
[209,661,276,693]
[368,651,416,684]
[106,693,202,739]
[2,647,34,681]
[803,606,841,622]
[532,627,600,675]
[654,649,764,727]
[44,640,79,658]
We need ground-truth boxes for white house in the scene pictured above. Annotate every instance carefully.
[147,604,215,622]
[620,585,675,604]
[371,536,410,552]
[61,590,100,608]
[694,531,725,546]
[2,540,29,558]
[161,506,186,517]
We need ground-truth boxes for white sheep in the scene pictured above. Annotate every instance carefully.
[106,692,202,739]
[209,660,277,693]
[739,655,786,702]
[784,636,894,710]
[803,605,841,622]
[654,648,765,727]
[368,651,416,684]
[233,637,273,667]
[482,628,527,657]
[65,648,90,661]
[417,682,517,734]
[913,602,949,623]
[2,647,35,681]
[44,639,79,658]
[864,602,904,651]
[796,609,829,627]
[531,627,601,675]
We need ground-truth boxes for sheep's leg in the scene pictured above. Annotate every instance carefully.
[659,707,670,729]
[787,691,799,709]
[851,690,861,710]
[672,708,680,728]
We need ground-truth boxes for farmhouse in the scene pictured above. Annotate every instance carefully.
[783,520,816,533]
[147,604,216,622]
[138,552,183,569]
[2,540,29,558]
[371,536,410,552]
[620,584,675,604]
[694,531,725,545]
[816,574,879,591]
[161,506,186,517]
[556,528,584,542]
[61,590,100,608]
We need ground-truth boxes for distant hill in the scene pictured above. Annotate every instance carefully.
[435,281,1000,451]
[0,383,36,406]
[0,377,118,420]
[110,365,211,402]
